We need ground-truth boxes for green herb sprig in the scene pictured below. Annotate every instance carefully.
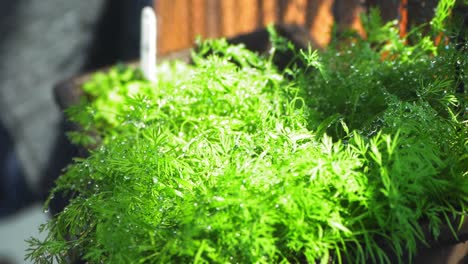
[27,9,467,264]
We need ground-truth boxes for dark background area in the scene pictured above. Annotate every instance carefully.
[0,1,149,263]
[0,0,151,216]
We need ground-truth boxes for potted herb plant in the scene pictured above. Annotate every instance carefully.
[27,2,466,263]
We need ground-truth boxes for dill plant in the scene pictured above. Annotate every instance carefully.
[27,6,467,264]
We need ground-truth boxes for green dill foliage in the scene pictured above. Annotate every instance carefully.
[27,12,467,264]
[431,0,457,33]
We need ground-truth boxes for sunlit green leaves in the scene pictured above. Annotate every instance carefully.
[431,0,457,33]
[27,17,467,264]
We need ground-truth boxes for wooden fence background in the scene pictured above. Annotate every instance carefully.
[154,0,437,54]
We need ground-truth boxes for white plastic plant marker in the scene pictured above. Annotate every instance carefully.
[140,6,157,82]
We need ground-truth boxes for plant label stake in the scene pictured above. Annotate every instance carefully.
[141,6,157,83]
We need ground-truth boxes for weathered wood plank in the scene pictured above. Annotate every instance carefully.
[238,0,259,34]
[156,0,190,53]
[283,0,307,25]
[259,0,278,26]
[306,0,334,47]
[334,0,366,37]
[205,0,221,38]
[220,0,238,36]
[190,0,206,41]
